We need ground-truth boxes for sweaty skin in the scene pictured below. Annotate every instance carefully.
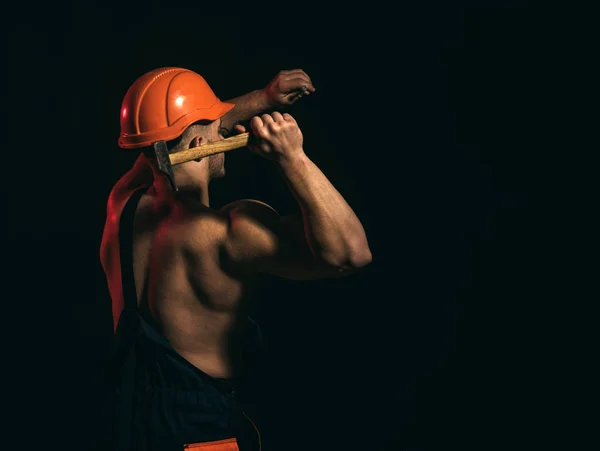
[100,71,369,380]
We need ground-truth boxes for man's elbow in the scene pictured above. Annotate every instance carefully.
[322,244,372,271]
[348,246,372,269]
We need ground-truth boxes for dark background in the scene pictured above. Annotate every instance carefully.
[4,2,581,450]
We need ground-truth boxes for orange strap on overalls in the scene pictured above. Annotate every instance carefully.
[184,438,239,450]
[183,408,261,450]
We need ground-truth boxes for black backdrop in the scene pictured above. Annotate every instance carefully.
[4,2,574,450]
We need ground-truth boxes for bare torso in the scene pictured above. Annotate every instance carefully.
[102,187,257,379]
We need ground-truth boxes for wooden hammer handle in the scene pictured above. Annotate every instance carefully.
[169,132,251,166]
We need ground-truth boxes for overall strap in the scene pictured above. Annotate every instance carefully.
[113,187,146,451]
[119,189,146,311]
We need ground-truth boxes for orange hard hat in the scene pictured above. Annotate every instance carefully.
[118,67,235,149]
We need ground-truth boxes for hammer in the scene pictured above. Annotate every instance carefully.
[152,132,250,190]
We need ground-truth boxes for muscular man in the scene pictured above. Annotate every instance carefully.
[100,67,371,450]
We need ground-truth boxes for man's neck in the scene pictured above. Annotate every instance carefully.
[146,161,211,207]
[175,185,210,208]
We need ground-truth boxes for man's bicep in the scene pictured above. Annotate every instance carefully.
[224,204,353,280]
[264,216,362,280]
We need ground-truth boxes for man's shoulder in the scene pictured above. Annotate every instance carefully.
[167,199,280,250]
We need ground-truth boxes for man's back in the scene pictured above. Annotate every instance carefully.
[101,175,261,380]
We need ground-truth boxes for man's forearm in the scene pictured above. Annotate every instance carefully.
[221,90,273,133]
[277,154,372,268]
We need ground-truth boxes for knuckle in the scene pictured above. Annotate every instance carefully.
[256,128,268,138]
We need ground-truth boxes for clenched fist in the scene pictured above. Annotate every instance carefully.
[233,112,304,163]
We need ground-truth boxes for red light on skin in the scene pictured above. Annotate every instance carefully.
[122,107,128,118]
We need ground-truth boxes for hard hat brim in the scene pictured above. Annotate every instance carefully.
[118,100,235,149]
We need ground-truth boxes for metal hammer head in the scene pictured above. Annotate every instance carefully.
[152,140,178,191]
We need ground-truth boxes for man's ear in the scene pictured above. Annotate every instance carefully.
[190,135,207,149]
[190,135,208,162]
